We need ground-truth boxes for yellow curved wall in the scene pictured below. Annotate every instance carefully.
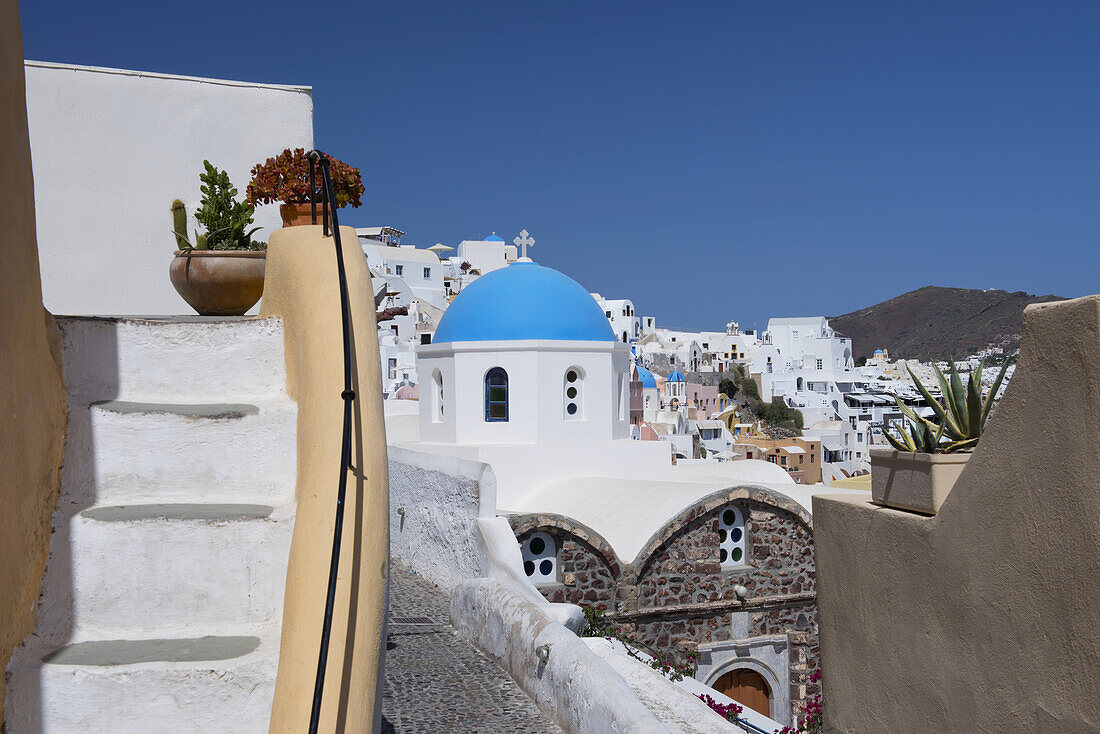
[261,224,389,733]
[0,0,68,726]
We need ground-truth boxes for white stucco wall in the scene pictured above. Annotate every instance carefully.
[387,447,496,591]
[25,61,314,315]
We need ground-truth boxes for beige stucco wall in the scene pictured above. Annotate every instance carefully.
[814,295,1100,733]
[0,0,68,726]
[261,224,389,733]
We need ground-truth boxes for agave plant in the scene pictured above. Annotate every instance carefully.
[885,357,1012,453]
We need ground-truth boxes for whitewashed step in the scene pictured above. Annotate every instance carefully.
[34,504,294,643]
[57,316,288,404]
[5,629,279,734]
[61,399,297,506]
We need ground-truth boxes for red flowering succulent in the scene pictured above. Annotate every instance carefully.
[245,148,364,209]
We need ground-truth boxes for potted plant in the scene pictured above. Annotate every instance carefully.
[245,147,364,227]
[169,161,267,316]
[872,358,1011,514]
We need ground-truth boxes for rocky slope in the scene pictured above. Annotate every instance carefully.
[830,286,1064,361]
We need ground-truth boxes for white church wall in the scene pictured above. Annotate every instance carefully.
[388,447,497,591]
[454,349,542,444]
[417,355,457,442]
[25,61,314,315]
[418,340,631,445]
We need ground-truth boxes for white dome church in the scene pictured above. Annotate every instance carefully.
[417,262,632,444]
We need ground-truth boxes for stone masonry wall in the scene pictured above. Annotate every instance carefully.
[630,500,818,721]
[508,495,820,725]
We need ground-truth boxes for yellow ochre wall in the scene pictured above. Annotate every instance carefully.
[0,0,68,726]
[813,295,1100,733]
[262,224,389,733]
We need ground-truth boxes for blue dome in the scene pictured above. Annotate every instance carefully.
[635,364,657,389]
[485,233,504,242]
[667,369,685,382]
[433,263,616,344]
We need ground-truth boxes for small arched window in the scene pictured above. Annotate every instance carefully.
[718,505,746,567]
[484,367,508,422]
[564,367,584,420]
[521,531,557,583]
[431,369,444,423]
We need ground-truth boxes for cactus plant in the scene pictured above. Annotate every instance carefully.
[885,357,1012,453]
[169,199,208,251]
[171,199,189,249]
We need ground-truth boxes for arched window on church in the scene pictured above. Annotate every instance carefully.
[431,369,444,423]
[564,367,584,420]
[485,367,508,422]
[718,505,746,567]
[521,531,557,584]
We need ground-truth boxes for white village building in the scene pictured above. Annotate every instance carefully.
[592,295,642,344]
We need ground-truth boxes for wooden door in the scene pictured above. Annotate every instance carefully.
[714,668,771,718]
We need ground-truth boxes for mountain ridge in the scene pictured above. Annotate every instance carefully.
[829,286,1065,361]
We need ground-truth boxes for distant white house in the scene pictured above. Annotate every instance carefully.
[454,233,518,277]
[592,295,641,344]
[359,232,446,310]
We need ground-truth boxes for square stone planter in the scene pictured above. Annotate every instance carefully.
[870,448,970,515]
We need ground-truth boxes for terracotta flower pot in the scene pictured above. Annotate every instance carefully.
[169,250,266,316]
[280,202,322,227]
[870,447,970,515]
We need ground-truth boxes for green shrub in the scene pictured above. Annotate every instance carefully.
[718,378,738,400]
[755,398,804,433]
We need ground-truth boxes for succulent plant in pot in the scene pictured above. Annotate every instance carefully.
[873,358,1012,514]
[245,148,364,227]
[169,161,267,316]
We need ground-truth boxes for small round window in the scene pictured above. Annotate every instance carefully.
[718,506,746,567]
[521,531,557,584]
[564,367,584,420]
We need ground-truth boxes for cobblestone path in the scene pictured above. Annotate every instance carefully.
[382,561,562,733]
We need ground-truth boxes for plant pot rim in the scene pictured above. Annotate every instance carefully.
[870,447,972,464]
[279,201,347,209]
[173,250,266,258]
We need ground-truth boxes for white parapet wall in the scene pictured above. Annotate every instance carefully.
[451,577,668,734]
[24,61,314,316]
[388,447,497,591]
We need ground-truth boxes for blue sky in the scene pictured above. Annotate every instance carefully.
[19,1,1100,331]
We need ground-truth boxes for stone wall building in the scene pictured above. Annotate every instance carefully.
[508,485,820,726]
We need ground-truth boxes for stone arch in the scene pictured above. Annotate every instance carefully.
[705,654,789,724]
[506,512,624,581]
[630,485,813,582]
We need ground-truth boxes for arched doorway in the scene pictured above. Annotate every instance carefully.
[714,668,771,718]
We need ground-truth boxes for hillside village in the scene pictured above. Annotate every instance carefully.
[370,225,1016,486]
[2,4,1098,734]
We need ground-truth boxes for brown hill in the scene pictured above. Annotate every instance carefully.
[830,286,1065,361]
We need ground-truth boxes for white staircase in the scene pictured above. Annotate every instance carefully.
[4,316,298,733]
